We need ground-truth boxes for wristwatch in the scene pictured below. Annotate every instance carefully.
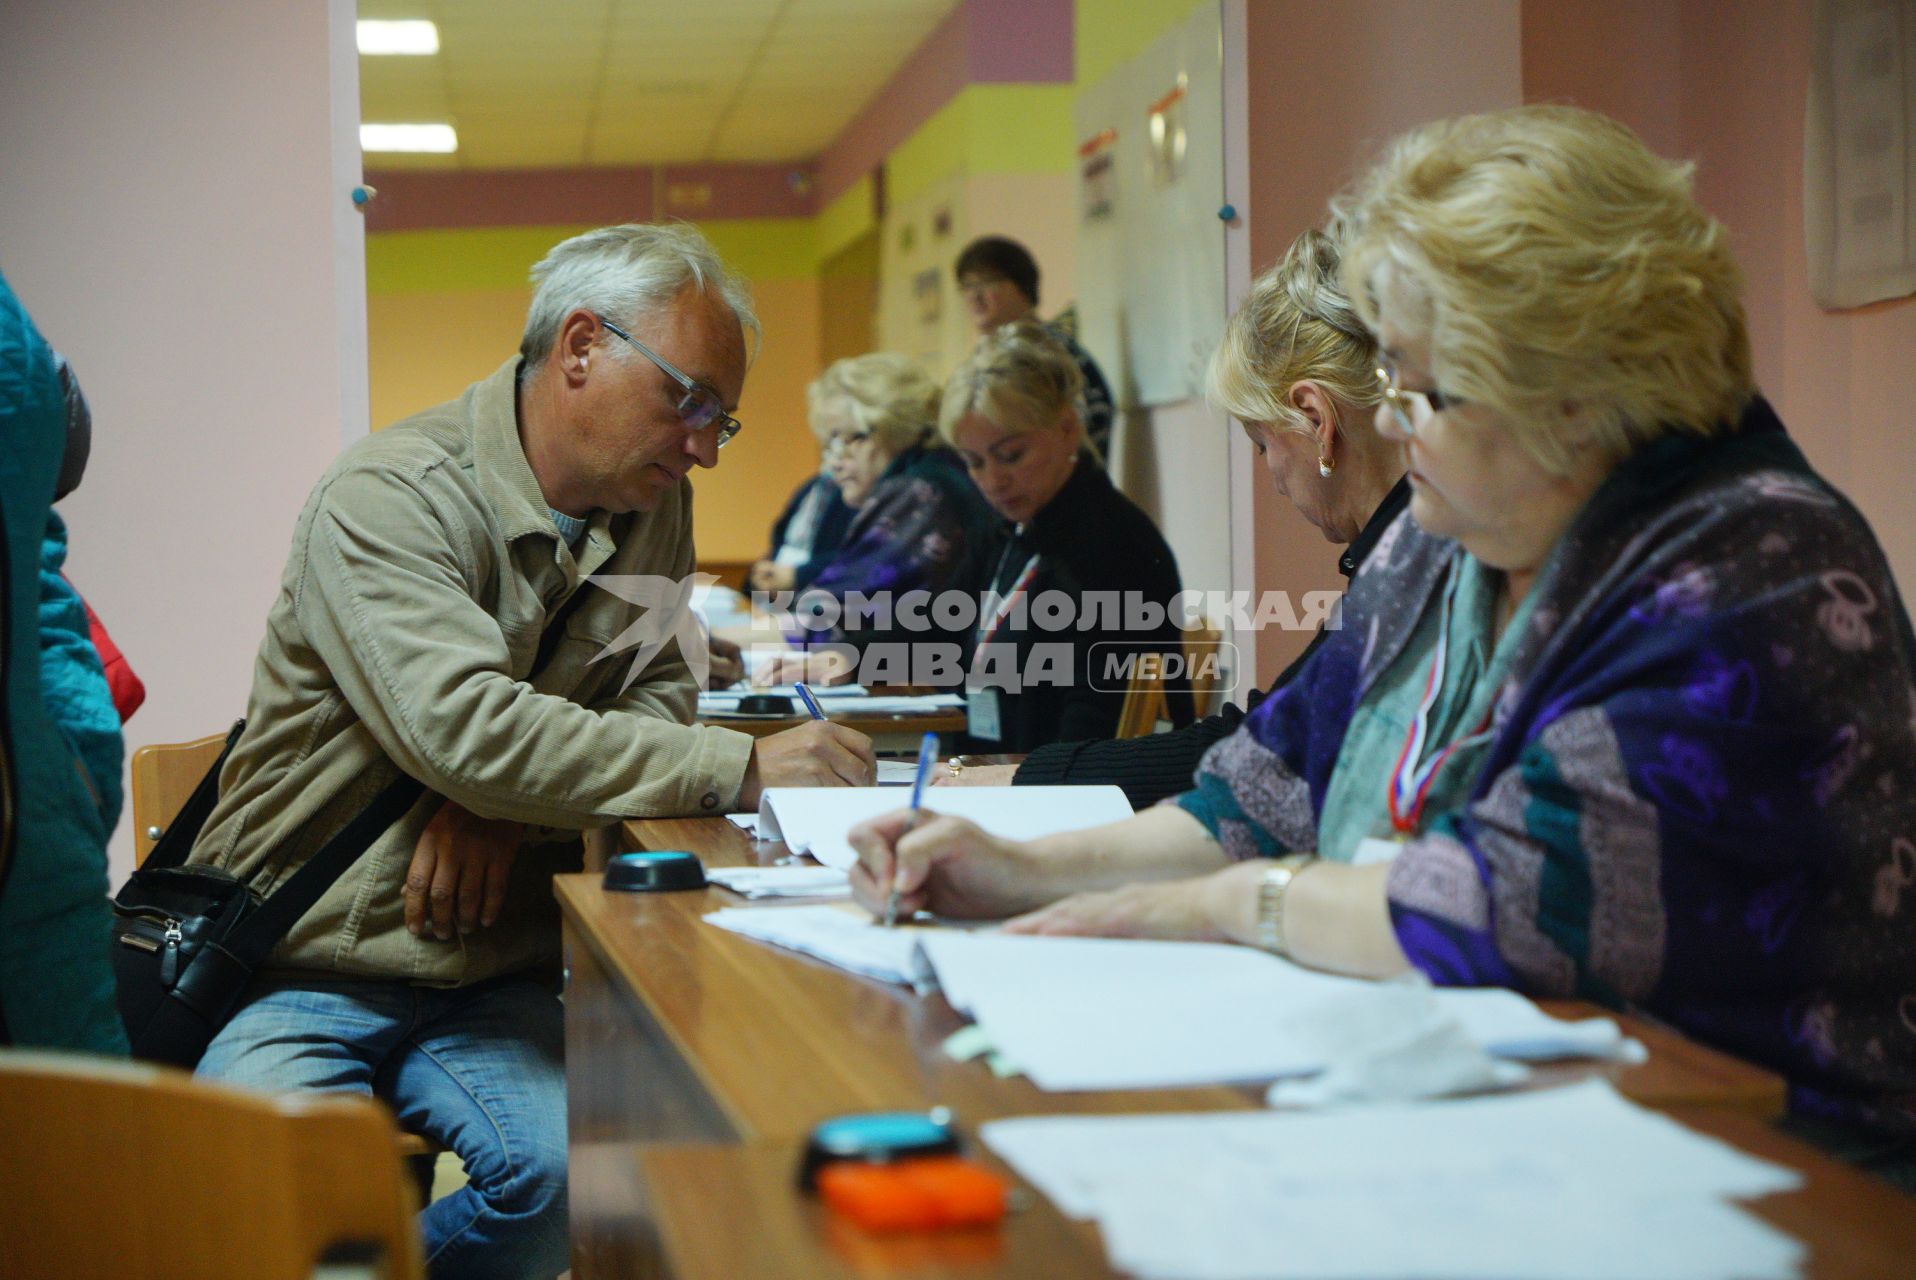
[1256,854,1316,957]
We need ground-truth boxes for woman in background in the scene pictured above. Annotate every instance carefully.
[761,353,998,681]
[942,320,1190,752]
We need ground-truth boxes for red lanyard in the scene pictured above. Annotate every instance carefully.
[972,553,1041,666]
[1386,564,1495,835]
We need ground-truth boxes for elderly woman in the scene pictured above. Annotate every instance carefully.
[945,225,1407,797]
[940,319,1190,751]
[850,106,1916,1147]
[764,353,998,677]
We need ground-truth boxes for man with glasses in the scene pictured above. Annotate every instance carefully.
[188,223,873,1279]
[954,235,1115,464]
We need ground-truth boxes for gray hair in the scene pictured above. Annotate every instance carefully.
[520,222,760,367]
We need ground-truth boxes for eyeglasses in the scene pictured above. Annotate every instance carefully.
[596,314,741,448]
[1376,360,1456,436]
[957,274,1010,298]
[822,430,874,457]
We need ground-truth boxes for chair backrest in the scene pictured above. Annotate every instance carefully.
[1114,625,1225,739]
[0,1050,422,1280]
[130,731,229,865]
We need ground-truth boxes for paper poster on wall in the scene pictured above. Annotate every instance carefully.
[1080,128,1118,223]
[1072,2,1226,408]
[1806,0,1916,308]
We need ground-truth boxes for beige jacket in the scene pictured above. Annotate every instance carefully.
[192,359,754,985]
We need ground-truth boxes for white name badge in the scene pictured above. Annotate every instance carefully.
[1352,836,1407,867]
[966,687,1003,742]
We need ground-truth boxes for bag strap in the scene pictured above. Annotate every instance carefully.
[142,720,247,871]
[216,575,603,962]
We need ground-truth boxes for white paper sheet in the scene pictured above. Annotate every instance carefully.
[704,866,851,900]
[875,760,920,786]
[919,934,1640,1091]
[983,1081,1804,1280]
[725,812,759,834]
[703,905,932,986]
[757,785,1133,871]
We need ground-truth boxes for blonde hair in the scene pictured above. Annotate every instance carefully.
[1207,216,1381,435]
[808,353,940,454]
[938,320,1085,443]
[1342,105,1753,474]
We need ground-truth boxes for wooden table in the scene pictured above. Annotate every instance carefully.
[559,816,1800,1275]
[632,1111,1916,1280]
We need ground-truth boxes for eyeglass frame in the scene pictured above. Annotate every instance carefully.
[821,429,875,457]
[595,314,742,448]
[1375,359,1457,436]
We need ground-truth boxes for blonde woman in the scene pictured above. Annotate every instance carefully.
[942,320,1188,751]
[764,353,998,676]
[946,225,1406,797]
[848,106,1916,1158]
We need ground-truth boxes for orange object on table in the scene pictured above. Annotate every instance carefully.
[816,1156,1009,1233]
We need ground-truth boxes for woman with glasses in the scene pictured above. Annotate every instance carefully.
[846,106,1916,1160]
[760,353,999,681]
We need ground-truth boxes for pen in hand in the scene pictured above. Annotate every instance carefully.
[794,681,828,722]
[888,731,939,927]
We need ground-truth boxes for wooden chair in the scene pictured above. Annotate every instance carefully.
[1115,624,1225,739]
[130,733,446,1167]
[0,1049,423,1279]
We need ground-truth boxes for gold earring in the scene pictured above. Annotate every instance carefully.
[1318,456,1334,478]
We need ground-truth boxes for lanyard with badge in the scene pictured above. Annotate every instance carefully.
[966,539,1041,742]
[1371,562,1498,855]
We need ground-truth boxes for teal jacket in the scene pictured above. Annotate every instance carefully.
[0,268,127,1053]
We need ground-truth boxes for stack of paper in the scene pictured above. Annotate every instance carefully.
[757,785,1133,871]
[703,905,931,986]
[918,933,1641,1091]
[982,1080,1805,1280]
[704,866,851,900]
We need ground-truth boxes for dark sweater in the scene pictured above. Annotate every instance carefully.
[765,473,856,592]
[1013,477,1411,806]
[963,460,1188,753]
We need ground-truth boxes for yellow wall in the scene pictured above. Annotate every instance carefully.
[366,220,824,563]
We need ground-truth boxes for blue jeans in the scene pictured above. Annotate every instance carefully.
[199,975,569,1280]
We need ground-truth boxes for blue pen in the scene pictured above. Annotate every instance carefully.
[887,732,939,927]
[794,682,828,721]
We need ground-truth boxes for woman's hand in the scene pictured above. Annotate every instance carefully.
[932,762,1018,788]
[1000,861,1266,944]
[705,635,745,689]
[847,812,1053,921]
[749,560,796,593]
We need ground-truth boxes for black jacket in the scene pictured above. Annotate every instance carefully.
[1013,476,1412,806]
[964,460,1188,753]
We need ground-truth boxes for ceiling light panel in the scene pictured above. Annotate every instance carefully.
[361,122,459,153]
[357,20,440,55]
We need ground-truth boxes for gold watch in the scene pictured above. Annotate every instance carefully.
[1256,854,1316,957]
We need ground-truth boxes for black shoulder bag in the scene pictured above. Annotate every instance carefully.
[112,581,594,1067]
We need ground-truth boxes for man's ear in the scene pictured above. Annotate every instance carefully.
[556,309,600,388]
[1289,380,1341,458]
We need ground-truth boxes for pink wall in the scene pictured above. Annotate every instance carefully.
[1243,0,1523,679]
[1523,0,1916,589]
[0,0,365,881]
